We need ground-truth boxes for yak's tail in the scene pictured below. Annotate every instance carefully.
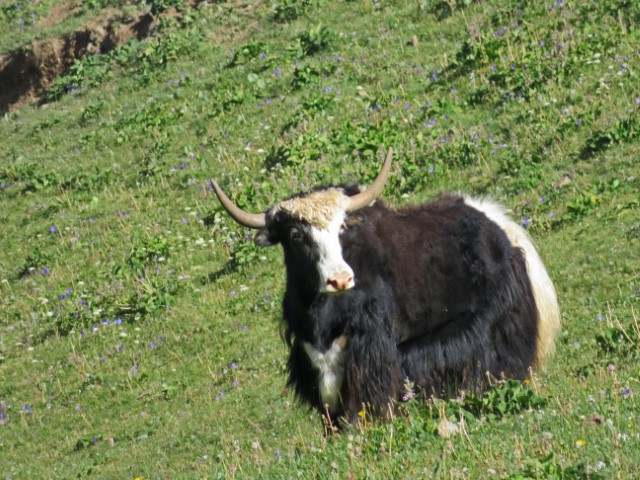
[464,196,561,370]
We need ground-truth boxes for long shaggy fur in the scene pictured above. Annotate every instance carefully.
[462,196,561,369]
[262,190,560,424]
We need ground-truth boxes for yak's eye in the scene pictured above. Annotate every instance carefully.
[289,227,303,242]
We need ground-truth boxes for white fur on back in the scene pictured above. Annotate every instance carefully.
[463,196,561,370]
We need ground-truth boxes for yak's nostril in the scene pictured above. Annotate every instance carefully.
[327,275,354,291]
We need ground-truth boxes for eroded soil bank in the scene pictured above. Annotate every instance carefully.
[0,7,155,113]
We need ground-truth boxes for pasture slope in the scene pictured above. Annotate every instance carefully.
[1,0,639,478]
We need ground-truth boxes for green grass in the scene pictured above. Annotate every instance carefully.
[1,0,639,478]
[0,0,137,53]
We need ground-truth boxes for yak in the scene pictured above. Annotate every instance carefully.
[211,148,561,426]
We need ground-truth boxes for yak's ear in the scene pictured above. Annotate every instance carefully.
[254,228,280,247]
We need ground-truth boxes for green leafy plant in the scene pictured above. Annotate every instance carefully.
[18,246,55,278]
[229,234,260,270]
[146,0,186,15]
[510,453,606,480]
[45,52,112,102]
[125,236,172,274]
[596,325,640,360]
[0,1,43,26]
[581,115,640,158]
[272,0,317,22]
[226,40,269,67]
[79,0,111,13]
[288,24,333,58]
[291,62,336,89]
[136,30,198,81]
[79,101,105,123]
[446,380,547,421]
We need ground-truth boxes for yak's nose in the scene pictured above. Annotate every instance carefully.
[326,273,354,292]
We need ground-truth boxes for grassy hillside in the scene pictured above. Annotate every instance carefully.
[1,0,639,478]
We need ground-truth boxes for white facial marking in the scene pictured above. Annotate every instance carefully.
[310,211,355,293]
[303,337,347,411]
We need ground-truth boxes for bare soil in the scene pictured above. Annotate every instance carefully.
[0,7,154,113]
[0,0,261,114]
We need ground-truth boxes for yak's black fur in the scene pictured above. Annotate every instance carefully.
[260,191,539,424]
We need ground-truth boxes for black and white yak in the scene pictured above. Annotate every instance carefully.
[211,148,561,426]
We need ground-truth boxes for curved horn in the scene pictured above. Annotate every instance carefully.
[346,147,393,212]
[210,179,267,229]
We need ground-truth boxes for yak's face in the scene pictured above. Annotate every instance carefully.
[211,148,392,294]
[254,189,355,294]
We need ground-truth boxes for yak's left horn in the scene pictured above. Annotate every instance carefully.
[346,147,393,212]
[210,179,267,229]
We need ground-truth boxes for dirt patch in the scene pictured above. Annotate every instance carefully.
[0,1,261,113]
[0,9,155,114]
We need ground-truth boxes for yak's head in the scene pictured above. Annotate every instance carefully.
[211,148,393,295]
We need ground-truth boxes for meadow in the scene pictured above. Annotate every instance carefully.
[1,0,639,478]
